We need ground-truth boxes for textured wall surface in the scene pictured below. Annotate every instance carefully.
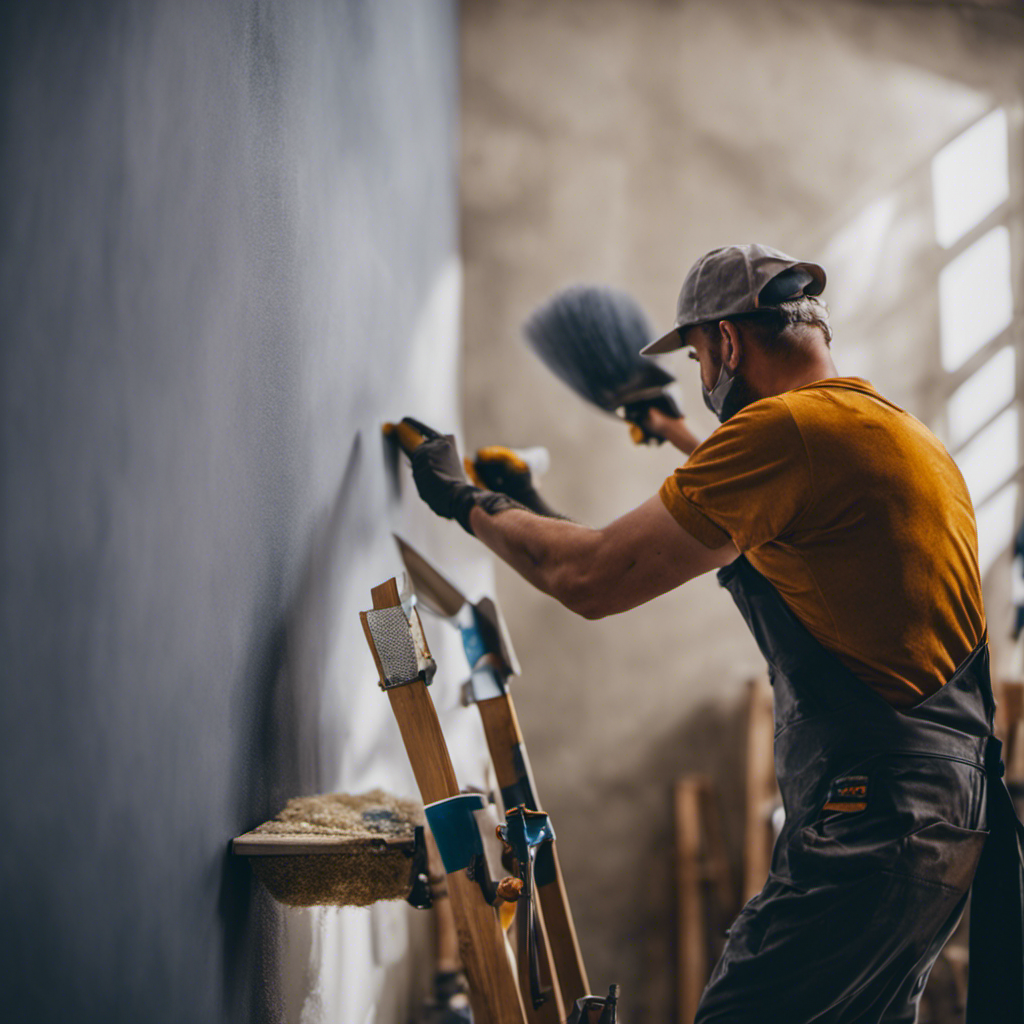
[0,3,482,1023]
[461,2,1024,1020]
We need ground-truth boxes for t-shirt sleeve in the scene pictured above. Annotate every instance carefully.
[659,397,813,551]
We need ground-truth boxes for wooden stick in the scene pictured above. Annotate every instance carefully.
[362,579,527,1024]
[700,781,735,934]
[743,676,777,902]
[997,681,1024,781]
[676,775,736,1023]
[424,828,461,975]
[477,693,588,1014]
[676,777,708,1024]
[232,832,414,857]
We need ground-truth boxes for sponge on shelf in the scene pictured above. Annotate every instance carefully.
[233,789,425,907]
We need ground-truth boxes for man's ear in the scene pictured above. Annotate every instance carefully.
[719,320,743,371]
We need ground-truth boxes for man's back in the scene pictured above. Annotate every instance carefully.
[660,377,987,706]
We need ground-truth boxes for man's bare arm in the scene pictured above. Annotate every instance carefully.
[469,495,738,619]
[644,407,703,455]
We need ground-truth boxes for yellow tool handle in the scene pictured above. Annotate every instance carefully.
[464,457,485,488]
[382,420,426,456]
[628,422,647,445]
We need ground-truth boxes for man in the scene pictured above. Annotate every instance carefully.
[404,244,1024,1023]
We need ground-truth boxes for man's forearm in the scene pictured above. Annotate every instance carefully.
[468,504,600,611]
[668,418,702,456]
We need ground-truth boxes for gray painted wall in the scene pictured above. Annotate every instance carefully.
[0,3,469,1022]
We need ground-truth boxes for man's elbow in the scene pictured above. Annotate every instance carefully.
[552,572,610,620]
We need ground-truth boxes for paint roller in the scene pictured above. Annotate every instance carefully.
[522,284,682,445]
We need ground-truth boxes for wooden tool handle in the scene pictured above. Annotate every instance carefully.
[364,579,527,1024]
[536,848,590,1011]
[477,694,590,1009]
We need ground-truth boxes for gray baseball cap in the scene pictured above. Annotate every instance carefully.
[641,243,826,355]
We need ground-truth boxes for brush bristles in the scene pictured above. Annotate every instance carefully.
[523,285,673,412]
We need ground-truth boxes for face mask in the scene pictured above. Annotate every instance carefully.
[702,363,738,423]
[702,360,759,423]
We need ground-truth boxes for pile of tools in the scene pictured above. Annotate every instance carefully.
[235,531,618,1023]
[360,553,619,1024]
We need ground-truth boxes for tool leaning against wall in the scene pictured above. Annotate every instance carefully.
[360,572,621,1024]
[393,531,590,1014]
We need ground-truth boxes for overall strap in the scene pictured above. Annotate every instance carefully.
[967,738,1024,1024]
[718,556,901,714]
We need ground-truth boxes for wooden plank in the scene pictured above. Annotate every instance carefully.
[513,878,564,1024]
[743,676,777,903]
[700,781,734,935]
[425,828,461,974]
[477,692,589,1011]
[534,849,590,1013]
[676,777,708,1024]
[997,681,1024,781]
[477,693,524,783]
[995,680,1024,749]
[1010,719,1024,783]
[232,832,414,857]
[364,578,527,1024]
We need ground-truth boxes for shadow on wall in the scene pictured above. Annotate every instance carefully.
[546,692,748,1023]
[216,444,374,1023]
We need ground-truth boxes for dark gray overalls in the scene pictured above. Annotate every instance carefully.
[695,556,1024,1024]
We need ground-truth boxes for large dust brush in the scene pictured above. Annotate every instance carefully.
[523,284,681,444]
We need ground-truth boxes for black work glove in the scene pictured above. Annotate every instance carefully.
[400,418,523,535]
[469,446,567,520]
[621,392,683,445]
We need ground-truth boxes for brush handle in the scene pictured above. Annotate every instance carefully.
[621,391,682,445]
[477,694,589,1012]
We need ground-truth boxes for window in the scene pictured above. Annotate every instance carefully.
[932,107,1020,578]
[932,108,1009,249]
[938,226,1013,372]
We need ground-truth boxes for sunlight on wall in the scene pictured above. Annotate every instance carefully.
[947,344,1016,448]
[938,225,1014,372]
[956,405,1019,507]
[931,105,1020,578]
[978,484,1019,575]
[932,108,1009,249]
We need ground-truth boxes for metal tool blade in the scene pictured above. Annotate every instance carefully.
[393,534,467,619]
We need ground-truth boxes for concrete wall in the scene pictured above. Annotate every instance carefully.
[461,2,1024,1019]
[0,3,484,1023]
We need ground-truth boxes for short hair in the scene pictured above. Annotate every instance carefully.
[704,295,833,348]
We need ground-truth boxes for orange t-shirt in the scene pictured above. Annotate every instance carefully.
[659,377,986,707]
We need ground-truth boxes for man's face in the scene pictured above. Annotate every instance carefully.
[680,321,761,422]
[680,324,721,392]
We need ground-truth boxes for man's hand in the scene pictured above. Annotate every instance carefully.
[640,407,702,456]
[398,417,480,532]
[393,418,527,534]
[468,446,567,520]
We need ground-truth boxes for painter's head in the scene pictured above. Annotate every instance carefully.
[643,244,830,421]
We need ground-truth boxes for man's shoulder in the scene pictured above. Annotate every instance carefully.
[702,394,797,444]
[691,395,802,467]
[780,377,897,415]
[776,377,906,436]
